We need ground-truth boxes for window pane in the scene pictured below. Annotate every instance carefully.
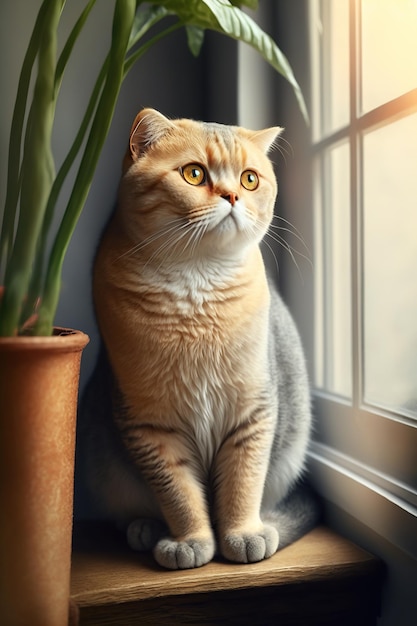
[314,143,352,397]
[363,114,417,416]
[361,0,417,113]
[310,0,350,140]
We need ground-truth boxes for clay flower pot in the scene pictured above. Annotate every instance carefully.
[0,328,89,626]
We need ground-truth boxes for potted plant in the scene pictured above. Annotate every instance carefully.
[0,1,307,624]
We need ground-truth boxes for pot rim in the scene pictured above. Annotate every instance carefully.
[0,327,90,352]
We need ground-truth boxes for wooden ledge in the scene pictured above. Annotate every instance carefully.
[71,522,383,625]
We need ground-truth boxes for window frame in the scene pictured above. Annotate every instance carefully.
[238,0,417,562]
[307,0,417,560]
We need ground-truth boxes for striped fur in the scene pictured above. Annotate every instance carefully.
[81,109,319,570]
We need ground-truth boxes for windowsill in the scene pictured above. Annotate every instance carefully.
[71,521,383,625]
[308,442,417,561]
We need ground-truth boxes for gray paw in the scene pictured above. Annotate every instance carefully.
[127,518,167,551]
[153,536,215,570]
[221,525,279,563]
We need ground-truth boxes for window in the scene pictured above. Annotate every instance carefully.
[308,0,417,558]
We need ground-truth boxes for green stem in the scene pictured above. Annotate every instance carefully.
[35,0,137,335]
[21,2,169,332]
[21,54,109,329]
[123,21,183,76]
[54,0,97,96]
[0,0,51,272]
[0,0,63,336]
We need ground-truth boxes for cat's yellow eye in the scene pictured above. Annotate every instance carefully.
[181,163,206,186]
[241,170,259,191]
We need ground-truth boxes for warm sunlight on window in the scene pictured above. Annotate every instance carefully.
[313,143,352,398]
[363,113,417,415]
[310,0,417,417]
[306,0,417,576]
[361,0,417,112]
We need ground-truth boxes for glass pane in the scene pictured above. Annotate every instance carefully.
[310,0,350,141]
[363,114,417,416]
[314,143,352,397]
[361,0,417,112]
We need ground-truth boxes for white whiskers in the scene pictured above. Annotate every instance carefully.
[112,205,309,284]
[114,212,212,274]
[258,214,312,282]
[115,217,186,261]
[271,136,294,168]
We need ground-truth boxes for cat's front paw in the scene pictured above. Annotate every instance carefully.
[154,536,216,570]
[127,518,168,551]
[221,525,279,563]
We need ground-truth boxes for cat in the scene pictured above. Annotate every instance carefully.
[80,108,319,570]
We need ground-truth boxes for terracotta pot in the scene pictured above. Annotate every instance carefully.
[0,328,89,626]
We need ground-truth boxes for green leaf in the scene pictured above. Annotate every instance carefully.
[128,4,170,49]
[230,1,259,9]
[147,0,221,29]
[147,0,308,123]
[185,25,205,56]
[200,0,308,122]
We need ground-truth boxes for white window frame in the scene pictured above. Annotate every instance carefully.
[237,0,417,563]
[307,0,417,561]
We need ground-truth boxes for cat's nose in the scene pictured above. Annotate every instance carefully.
[222,192,238,206]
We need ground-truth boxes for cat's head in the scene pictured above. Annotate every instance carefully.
[118,108,282,263]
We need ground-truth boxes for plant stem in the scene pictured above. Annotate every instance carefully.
[19,1,100,329]
[35,0,137,335]
[124,21,183,76]
[0,0,49,274]
[0,0,63,336]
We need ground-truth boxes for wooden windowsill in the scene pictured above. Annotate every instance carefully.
[71,522,384,625]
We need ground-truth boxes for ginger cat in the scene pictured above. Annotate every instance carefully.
[81,108,318,570]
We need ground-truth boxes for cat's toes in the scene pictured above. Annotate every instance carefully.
[127,518,168,551]
[153,536,215,570]
[221,525,279,563]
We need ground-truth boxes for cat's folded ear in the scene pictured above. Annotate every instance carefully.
[123,108,174,171]
[242,126,284,154]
